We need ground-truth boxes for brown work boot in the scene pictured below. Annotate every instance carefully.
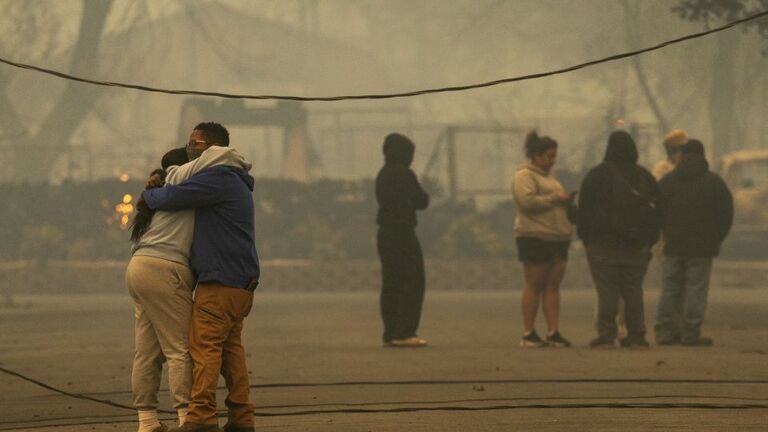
[223,423,255,432]
[168,423,221,432]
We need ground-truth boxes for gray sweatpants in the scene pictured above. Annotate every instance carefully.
[126,255,195,410]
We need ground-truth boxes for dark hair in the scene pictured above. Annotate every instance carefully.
[194,122,229,146]
[130,174,161,243]
[524,131,558,159]
[130,148,190,243]
[161,147,189,169]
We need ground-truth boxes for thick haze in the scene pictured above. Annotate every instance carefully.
[1,0,766,185]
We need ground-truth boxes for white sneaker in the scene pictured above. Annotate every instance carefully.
[385,336,428,348]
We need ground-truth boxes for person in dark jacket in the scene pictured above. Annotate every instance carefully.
[578,130,660,349]
[142,122,260,432]
[654,139,733,346]
[376,133,430,348]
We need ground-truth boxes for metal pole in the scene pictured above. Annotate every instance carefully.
[446,126,458,201]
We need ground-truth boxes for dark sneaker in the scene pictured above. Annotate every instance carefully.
[546,331,572,348]
[223,424,255,432]
[655,335,681,346]
[168,423,221,432]
[520,331,548,348]
[589,336,616,349]
[620,336,650,349]
[681,337,713,346]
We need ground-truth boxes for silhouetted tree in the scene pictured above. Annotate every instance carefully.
[673,0,768,54]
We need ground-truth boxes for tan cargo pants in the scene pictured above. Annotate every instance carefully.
[187,282,254,427]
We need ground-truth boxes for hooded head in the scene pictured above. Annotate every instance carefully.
[383,133,415,166]
[682,139,705,156]
[676,139,708,179]
[604,130,639,164]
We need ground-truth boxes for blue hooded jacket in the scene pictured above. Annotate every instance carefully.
[142,165,260,288]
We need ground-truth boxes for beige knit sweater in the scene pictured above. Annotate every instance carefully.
[512,164,573,240]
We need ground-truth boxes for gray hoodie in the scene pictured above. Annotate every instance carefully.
[132,146,252,265]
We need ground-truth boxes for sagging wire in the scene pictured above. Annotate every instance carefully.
[0,9,766,102]
[2,402,768,431]
[2,365,767,430]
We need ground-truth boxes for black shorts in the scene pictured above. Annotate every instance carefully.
[516,237,570,263]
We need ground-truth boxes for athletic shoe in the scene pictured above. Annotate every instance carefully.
[681,337,713,346]
[655,336,681,346]
[546,331,572,347]
[385,336,428,348]
[619,336,650,349]
[520,331,548,348]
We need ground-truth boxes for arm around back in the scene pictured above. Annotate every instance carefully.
[142,168,228,211]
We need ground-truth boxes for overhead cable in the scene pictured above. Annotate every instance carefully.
[0,9,766,101]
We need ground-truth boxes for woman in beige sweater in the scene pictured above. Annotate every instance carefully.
[512,131,574,348]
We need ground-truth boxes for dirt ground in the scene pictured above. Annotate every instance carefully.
[1,287,766,431]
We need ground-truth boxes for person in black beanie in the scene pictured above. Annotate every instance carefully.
[578,130,660,349]
[375,133,430,347]
[654,139,733,346]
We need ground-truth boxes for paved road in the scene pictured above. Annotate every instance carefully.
[1,288,766,431]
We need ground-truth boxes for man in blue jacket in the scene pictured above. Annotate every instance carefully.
[142,122,259,432]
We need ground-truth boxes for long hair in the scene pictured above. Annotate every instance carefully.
[130,148,188,243]
[129,169,166,243]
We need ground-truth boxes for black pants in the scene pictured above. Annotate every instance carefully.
[586,244,651,341]
[377,226,426,343]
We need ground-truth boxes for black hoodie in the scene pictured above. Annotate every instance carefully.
[577,131,661,248]
[375,133,430,227]
[658,153,733,257]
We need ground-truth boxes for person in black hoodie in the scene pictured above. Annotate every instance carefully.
[654,139,733,346]
[376,133,430,347]
[578,130,660,349]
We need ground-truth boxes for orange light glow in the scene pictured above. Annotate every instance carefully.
[114,194,136,230]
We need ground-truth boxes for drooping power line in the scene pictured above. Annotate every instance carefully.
[0,9,766,102]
